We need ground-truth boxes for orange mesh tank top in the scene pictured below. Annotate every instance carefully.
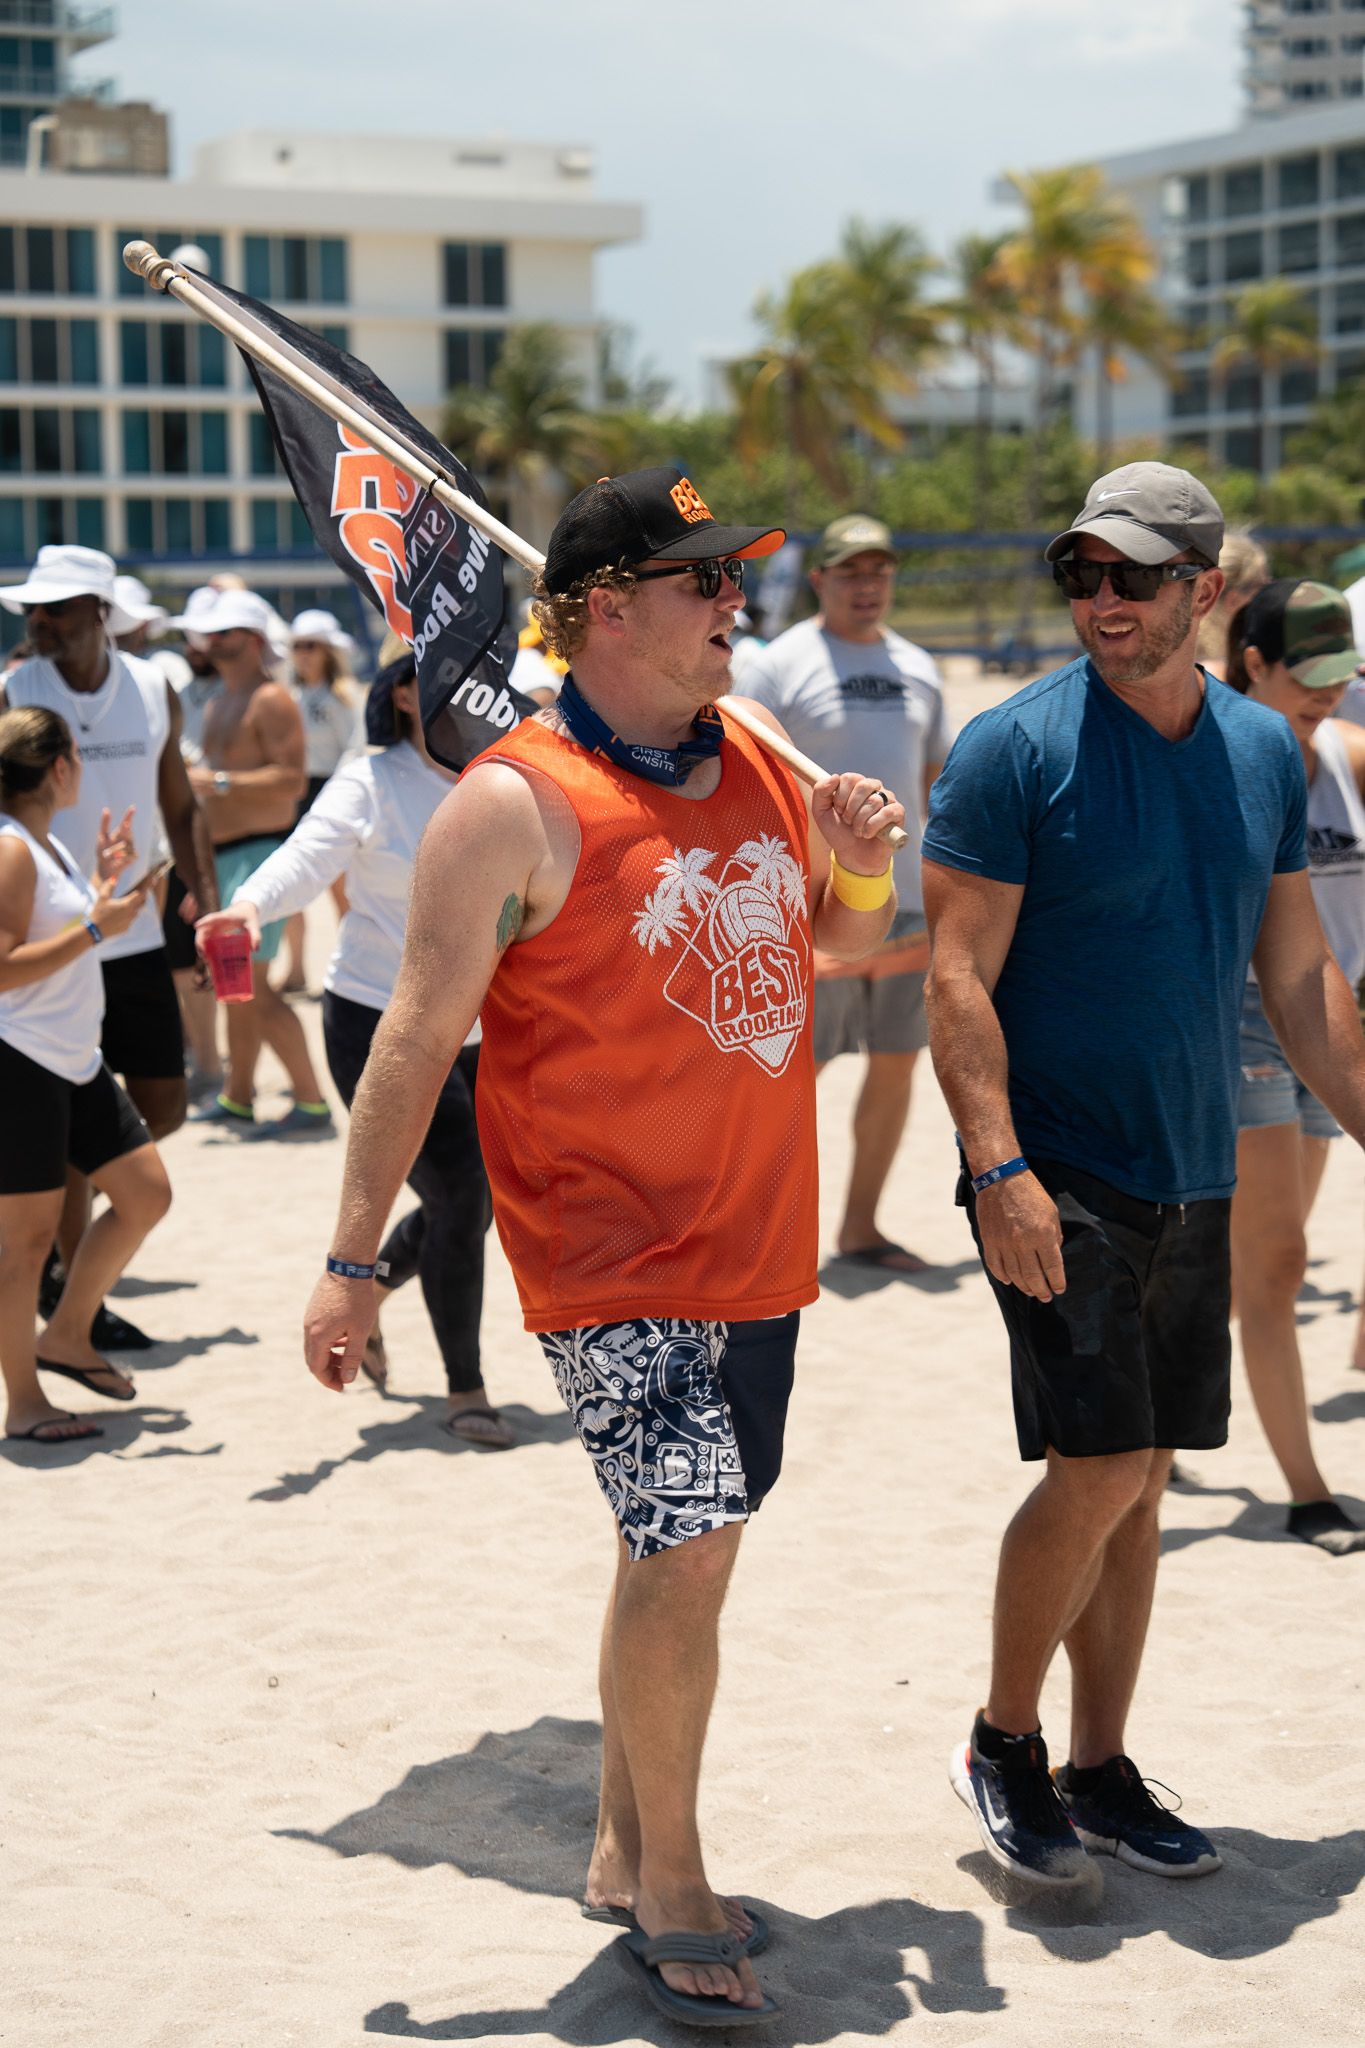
[469,706,819,1332]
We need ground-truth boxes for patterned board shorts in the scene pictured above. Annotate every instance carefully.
[537,1313,799,1561]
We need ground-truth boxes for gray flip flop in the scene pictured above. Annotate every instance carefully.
[614,1928,780,2027]
[583,1899,769,1955]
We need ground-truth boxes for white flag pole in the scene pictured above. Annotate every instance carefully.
[123,238,906,850]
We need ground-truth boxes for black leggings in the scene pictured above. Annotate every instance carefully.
[322,990,491,1396]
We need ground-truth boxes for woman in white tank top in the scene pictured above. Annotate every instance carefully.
[0,706,172,1446]
[1225,582,1365,1552]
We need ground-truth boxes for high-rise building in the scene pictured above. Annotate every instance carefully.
[0,125,641,624]
[1244,0,1365,118]
[0,1,118,166]
[1046,103,1364,474]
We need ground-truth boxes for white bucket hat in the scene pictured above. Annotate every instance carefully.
[112,573,169,635]
[0,544,141,636]
[289,607,355,656]
[179,586,290,659]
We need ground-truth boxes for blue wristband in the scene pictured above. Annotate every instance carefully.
[325,1256,389,1281]
[970,1156,1029,1196]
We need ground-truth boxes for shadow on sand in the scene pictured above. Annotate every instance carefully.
[249,1400,575,1504]
[818,1255,980,1301]
[0,1403,215,1465]
[277,1715,1003,2040]
[1161,1475,1365,1554]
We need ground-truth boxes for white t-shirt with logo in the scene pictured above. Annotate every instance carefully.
[6,648,170,961]
[737,616,948,916]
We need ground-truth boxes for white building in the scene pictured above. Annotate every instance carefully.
[1058,103,1365,473]
[0,124,641,633]
[1244,0,1365,117]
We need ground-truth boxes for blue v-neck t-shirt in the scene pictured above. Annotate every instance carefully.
[921,657,1308,1203]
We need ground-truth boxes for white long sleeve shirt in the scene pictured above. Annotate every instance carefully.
[230,742,471,1031]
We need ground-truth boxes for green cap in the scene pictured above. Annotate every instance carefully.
[1243,578,1361,690]
[815,514,895,569]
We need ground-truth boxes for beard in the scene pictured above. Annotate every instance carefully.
[1077,585,1196,684]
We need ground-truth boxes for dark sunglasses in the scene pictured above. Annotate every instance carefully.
[21,595,80,618]
[1052,558,1207,603]
[633,557,745,599]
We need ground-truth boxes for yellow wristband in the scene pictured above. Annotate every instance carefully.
[828,851,893,912]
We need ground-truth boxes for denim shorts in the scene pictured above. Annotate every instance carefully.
[1237,981,1341,1140]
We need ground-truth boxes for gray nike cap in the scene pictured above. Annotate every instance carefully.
[1045,461,1225,567]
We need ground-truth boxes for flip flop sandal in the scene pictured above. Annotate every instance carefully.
[7,1411,104,1442]
[439,1405,516,1450]
[360,1331,388,1388]
[613,1928,780,2026]
[583,1899,769,1956]
[837,1242,931,1273]
[37,1359,135,1403]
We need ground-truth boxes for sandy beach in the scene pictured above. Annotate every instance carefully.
[8,671,1365,2048]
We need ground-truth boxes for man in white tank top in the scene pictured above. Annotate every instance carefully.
[0,544,219,1351]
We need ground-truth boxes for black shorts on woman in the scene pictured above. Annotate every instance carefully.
[0,1035,149,1194]
[959,1155,1231,1461]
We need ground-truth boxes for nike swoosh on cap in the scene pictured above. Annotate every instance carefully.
[1094,491,1136,500]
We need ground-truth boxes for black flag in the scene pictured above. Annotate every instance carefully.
[203,276,533,771]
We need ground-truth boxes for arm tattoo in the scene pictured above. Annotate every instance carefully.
[495,893,524,951]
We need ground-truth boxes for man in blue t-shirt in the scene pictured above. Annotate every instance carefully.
[922,461,1365,1890]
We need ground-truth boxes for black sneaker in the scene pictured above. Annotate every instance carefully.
[950,1722,1088,1885]
[1053,1755,1221,1877]
[91,1304,154,1352]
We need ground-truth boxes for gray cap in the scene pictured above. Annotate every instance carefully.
[1045,461,1224,568]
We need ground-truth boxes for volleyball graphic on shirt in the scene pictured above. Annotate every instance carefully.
[631,835,810,1074]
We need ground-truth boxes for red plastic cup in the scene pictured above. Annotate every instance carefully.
[201,924,254,1003]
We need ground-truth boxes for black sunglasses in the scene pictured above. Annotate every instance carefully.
[633,557,745,599]
[1052,558,1208,604]
[21,595,81,618]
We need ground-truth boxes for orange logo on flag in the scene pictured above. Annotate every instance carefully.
[670,477,712,525]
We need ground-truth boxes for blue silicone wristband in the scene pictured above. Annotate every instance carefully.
[326,1255,388,1281]
[970,1156,1029,1195]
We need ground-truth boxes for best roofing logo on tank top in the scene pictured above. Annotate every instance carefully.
[632,834,809,1073]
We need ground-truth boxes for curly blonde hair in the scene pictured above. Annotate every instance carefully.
[532,565,638,663]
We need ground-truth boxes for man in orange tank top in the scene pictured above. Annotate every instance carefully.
[303,469,906,2028]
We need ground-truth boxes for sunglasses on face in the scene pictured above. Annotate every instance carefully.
[1052,558,1207,603]
[633,557,745,599]
[21,596,80,618]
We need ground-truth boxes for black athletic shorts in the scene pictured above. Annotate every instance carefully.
[959,1155,1231,1462]
[161,871,198,973]
[100,947,184,1082]
[0,1036,150,1194]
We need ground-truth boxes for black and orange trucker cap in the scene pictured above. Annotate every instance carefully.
[543,466,785,594]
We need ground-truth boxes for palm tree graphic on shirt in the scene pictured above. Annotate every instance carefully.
[632,839,809,1075]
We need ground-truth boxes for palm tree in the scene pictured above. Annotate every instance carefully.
[837,218,942,392]
[442,322,595,545]
[1210,280,1320,475]
[1088,278,1181,469]
[943,231,1026,646]
[997,165,1156,636]
[728,261,887,511]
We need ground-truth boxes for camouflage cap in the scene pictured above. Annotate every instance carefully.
[1242,578,1361,690]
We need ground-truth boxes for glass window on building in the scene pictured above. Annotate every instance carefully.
[442,242,508,309]
[203,499,230,551]
[122,410,151,473]
[28,318,58,382]
[1336,279,1365,332]
[69,319,97,384]
[199,412,228,475]
[1224,165,1264,217]
[120,322,149,386]
[1337,213,1365,266]
[66,229,94,295]
[1338,147,1365,199]
[164,499,192,552]
[1185,238,1211,289]
[0,497,24,558]
[125,498,154,551]
[1225,230,1264,283]
[244,236,349,304]
[0,408,21,470]
[1224,427,1260,470]
[1170,369,1211,417]
[71,411,100,473]
[31,407,61,472]
[1280,364,1319,406]
[25,228,54,294]
[1224,370,1261,414]
[319,240,347,303]
[1184,174,1209,223]
[250,499,278,552]
[75,498,104,548]
[0,317,16,383]
[160,322,188,386]
[1278,154,1320,209]
[161,411,190,474]
[249,414,279,476]
[444,328,507,389]
[1278,220,1320,273]
[199,326,226,386]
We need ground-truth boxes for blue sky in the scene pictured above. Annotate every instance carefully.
[111,0,1244,403]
